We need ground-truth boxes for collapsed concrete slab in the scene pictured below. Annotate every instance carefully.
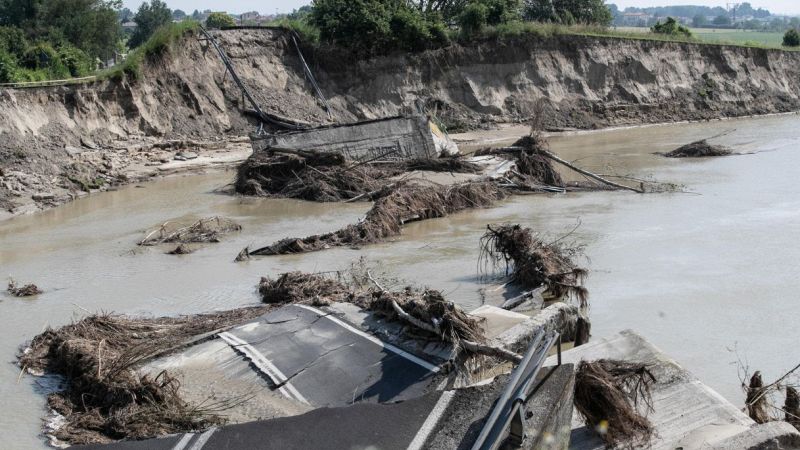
[547,330,800,450]
[250,116,458,161]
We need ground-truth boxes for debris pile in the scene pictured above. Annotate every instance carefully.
[479,224,588,305]
[18,307,270,445]
[139,217,242,246]
[574,359,656,447]
[256,270,513,362]
[235,148,482,202]
[250,182,506,255]
[7,279,43,297]
[663,139,732,158]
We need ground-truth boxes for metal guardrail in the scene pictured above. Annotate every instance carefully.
[471,329,561,450]
[0,75,97,89]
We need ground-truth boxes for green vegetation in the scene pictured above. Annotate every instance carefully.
[205,12,236,29]
[784,29,800,48]
[525,0,611,26]
[129,0,173,48]
[690,29,785,47]
[0,0,120,83]
[651,17,691,38]
[100,20,198,81]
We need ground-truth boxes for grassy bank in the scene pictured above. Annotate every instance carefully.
[99,20,200,81]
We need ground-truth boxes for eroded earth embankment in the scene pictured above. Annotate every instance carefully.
[2,28,800,216]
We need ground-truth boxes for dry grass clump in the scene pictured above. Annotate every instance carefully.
[574,359,656,448]
[258,272,350,306]
[139,217,241,246]
[7,279,43,297]
[18,307,269,445]
[479,224,587,305]
[663,139,732,158]
[251,182,506,255]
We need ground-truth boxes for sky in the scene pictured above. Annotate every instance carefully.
[120,0,800,16]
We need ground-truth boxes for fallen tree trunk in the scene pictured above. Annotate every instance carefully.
[539,149,644,193]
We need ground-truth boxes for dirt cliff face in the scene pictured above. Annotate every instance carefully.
[1,28,800,215]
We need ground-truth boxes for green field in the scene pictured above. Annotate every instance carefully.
[691,29,785,47]
[615,26,786,48]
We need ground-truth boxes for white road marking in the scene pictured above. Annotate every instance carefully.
[171,433,194,450]
[218,331,310,405]
[188,427,217,450]
[407,390,456,450]
[295,304,440,373]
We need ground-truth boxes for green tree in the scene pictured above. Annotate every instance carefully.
[0,49,18,82]
[205,12,235,29]
[692,14,706,28]
[651,17,692,37]
[172,9,186,20]
[783,28,800,47]
[459,1,488,35]
[129,0,172,48]
[712,14,730,26]
[525,0,611,26]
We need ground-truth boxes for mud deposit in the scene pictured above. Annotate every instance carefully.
[2,114,800,448]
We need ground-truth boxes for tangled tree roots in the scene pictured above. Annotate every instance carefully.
[251,182,506,255]
[746,371,770,424]
[479,224,587,305]
[18,307,269,445]
[7,279,43,297]
[139,217,241,246]
[511,135,564,186]
[235,149,482,202]
[663,139,732,158]
[575,359,656,448]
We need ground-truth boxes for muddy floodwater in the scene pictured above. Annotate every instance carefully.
[2,114,800,448]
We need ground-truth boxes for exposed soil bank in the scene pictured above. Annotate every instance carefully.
[3,28,800,216]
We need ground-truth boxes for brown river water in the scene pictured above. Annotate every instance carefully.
[2,114,800,448]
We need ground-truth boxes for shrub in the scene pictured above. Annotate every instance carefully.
[651,17,692,37]
[0,50,19,83]
[58,45,92,77]
[390,8,432,51]
[206,12,236,29]
[783,29,800,47]
[459,2,490,36]
[0,26,27,58]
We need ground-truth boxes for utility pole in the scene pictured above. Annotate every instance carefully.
[727,2,741,24]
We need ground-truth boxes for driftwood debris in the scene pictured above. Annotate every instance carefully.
[18,307,270,445]
[250,182,505,256]
[479,224,588,306]
[663,139,732,158]
[139,217,241,246]
[574,359,656,448]
[746,371,770,424]
[7,279,43,297]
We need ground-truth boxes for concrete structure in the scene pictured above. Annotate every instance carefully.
[547,330,800,450]
[251,116,458,162]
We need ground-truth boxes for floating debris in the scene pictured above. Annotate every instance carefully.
[18,307,270,445]
[166,244,194,255]
[7,279,43,297]
[574,359,656,448]
[139,217,242,246]
[663,139,732,158]
[250,182,505,255]
[479,224,588,305]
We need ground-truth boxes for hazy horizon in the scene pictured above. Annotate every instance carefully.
[120,0,800,17]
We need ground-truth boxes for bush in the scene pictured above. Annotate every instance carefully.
[390,8,432,51]
[525,0,612,26]
[0,50,19,83]
[0,26,27,58]
[459,2,489,36]
[651,17,692,37]
[58,45,92,77]
[206,12,236,29]
[783,29,800,47]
